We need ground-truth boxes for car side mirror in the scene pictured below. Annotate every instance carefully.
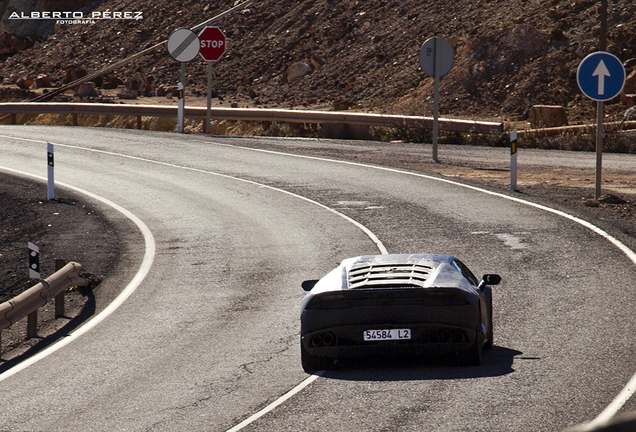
[301,280,319,291]
[481,274,501,286]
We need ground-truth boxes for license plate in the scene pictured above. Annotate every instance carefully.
[363,329,411,341]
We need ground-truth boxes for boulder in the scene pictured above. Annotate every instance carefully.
[64,65,87,84]
[620,67,636,108]
[528,105,568,128]
[286,62,312,82]
[126,74,152,94]
[101,75,123,90]
[75,82,98,97]
[0,31,29,56]
[15,75,34,89]
[116,86,138,100]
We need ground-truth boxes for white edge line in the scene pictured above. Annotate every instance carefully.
[225,371,324,432]
[202,140,636,427]
[0,166,156,382]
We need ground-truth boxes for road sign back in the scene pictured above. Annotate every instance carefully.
[419,37,454,78]
[577,51,625,101]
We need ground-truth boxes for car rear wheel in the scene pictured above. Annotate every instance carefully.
[301,341,330,373]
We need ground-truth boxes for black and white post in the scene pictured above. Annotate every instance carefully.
[510,130,518,191]
[28,242,40,279]
[47,142,55,200]
[177,82,185,133]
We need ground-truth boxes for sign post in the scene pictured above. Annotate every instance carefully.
[577,51,626,199]
[167,28,200,133]
[198,26,227,133]
[419,37,454,162]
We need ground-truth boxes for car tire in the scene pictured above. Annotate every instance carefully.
[301,341,330,373]
[484,287,494,349]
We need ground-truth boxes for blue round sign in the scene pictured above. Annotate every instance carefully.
[577,51,625,101]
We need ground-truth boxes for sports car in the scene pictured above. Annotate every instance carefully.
[300,253,501,372]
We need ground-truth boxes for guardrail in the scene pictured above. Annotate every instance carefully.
[0,262,87,350]
[0,102,504,135]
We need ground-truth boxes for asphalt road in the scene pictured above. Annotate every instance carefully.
[0,126,635,431]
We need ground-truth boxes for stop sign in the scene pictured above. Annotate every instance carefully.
[198,26,226,61]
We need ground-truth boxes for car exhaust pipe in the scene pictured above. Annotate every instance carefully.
[322,332,334,346]
[440,329,453,343]
[311,334,323,347]
[453,330,465,343]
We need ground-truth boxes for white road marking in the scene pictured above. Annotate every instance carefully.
[0,134,386,394]
[225,371,324,432]
[201,139,636,428]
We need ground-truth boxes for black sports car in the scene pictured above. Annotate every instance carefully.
[300,253,501,372]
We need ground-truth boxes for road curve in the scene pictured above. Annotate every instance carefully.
[0,126,634,432]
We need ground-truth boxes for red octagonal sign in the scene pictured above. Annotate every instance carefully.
[198,26,226,62]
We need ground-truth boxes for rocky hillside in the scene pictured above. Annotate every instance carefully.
[1,0,636,126]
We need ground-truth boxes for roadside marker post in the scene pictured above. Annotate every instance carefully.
[47,142,54,200]
[177,83,185,133]
[510,130,518,191]
[28,242,40,279]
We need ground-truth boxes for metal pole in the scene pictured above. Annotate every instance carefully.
[510,130,518,191]
[432,37,441,162]
[595,0,607,200]
[595,101,604,199]
[207,62,212,133]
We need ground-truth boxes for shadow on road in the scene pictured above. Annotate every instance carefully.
[0,291,96,374]
[320,346,522,381]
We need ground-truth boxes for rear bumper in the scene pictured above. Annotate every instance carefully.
[301,322,477,359]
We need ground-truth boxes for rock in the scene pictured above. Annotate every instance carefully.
[286,62,312,82]
[116,86,138,100]
[101,75,123,90]
[0,30,29,56]
[528,105,568,128]
[126,74,152,94]
[511,25,547,57]
[620,68,636,108]
[75,82,98,97]
[35,74,52,88]
[15,75,34,89]
[64,65,87,84]
[599,194,628,205]
[584,199,600,207]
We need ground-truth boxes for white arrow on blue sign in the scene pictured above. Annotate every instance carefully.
[577,51,626,101]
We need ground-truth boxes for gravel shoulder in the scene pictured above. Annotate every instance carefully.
[0,172,143,366]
